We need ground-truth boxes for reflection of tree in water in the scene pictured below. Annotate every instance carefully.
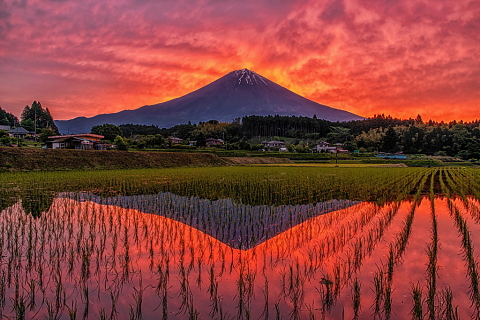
[21,191,55,218]
[0,194,17,212]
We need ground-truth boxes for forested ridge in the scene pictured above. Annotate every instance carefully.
[115,114,480,159]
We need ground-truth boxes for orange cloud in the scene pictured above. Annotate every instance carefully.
[1,0,479,122]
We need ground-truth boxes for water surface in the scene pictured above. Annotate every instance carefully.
[0,193,479,319]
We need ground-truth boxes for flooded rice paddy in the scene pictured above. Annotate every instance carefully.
[1,167,480,319]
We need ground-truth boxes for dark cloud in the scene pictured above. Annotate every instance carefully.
[0,10,10,19]
[320,0,346,22]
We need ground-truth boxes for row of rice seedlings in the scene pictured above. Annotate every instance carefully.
[273,200,401,317]
[465,196,480,226]
[444,169,466,200]
[1,167,441,211]
[316,202,403,305]
[464,169,480,200]
[438,167,480,200]
[447,168,480,199]
[411,171,462,320]
[447,199,480,320]
[282,200,407,319]
[426,194,438,320]
[368,198,422,320]
[441,169,480,318]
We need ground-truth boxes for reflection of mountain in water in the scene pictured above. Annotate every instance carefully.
[62,192,361,250]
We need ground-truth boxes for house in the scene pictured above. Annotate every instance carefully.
[261,140,286,149]
[46,133,106,150]
[315,141,337,153]
[169,137,184,144]
[206,138,224,147]
[8,127,33,139]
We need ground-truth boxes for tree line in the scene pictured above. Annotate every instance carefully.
[2,101,480,160]
[90,114,480,159]
[0,102,59,145]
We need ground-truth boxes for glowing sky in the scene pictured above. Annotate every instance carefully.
[1,0,479,121]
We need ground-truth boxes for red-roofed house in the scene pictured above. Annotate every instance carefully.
[46,134,106,150]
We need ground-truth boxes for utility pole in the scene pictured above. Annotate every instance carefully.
[34,108,37,141]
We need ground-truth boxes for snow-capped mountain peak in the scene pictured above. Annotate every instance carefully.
[233,68,268,86]
[56,68,363,133]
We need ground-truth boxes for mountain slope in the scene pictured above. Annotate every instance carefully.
[56,69,363,133]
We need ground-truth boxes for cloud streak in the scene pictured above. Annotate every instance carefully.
[1,0,479,121]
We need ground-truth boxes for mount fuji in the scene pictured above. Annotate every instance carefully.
[56,68,363,133]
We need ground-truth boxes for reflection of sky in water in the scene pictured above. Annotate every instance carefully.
[0,196,479,319]
[61,192,361,249]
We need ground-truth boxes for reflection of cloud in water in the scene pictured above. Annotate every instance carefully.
[61,192,361,250]
[3,194,480,319]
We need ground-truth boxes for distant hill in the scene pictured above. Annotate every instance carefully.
[56,69,363,133]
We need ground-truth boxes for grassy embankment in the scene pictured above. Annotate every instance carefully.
[0,147,294,171]
[2,147,476,171]
[0,147,227,171]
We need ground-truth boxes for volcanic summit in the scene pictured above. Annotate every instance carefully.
[56,68,363,133]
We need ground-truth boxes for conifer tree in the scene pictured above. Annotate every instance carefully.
[20,101,59,134]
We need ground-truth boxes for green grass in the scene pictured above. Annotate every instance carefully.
[250,163,393,167]
[2,167,480,212]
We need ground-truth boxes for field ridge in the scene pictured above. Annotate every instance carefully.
[0,147,226,171]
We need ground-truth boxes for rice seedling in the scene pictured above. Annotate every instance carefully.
[425,198,438,320]
[0,167,479,318]
[65,301,77,320]
[351,278,361,320]
[11,294,26,320]
[439,287,459,320]
[410,282,423,320]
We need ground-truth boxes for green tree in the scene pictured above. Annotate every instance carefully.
[343,141,358,152]
[0,130,12,146]
[195,132,206,147]
[20,118,34,132]
[236,140,251,150]
[91,124,123,142]
[382,127,399,153]
[0,107,18,127]
[40,127,57,143]
[250,143,264,151]
[114,136,128,151]
[147,134,165,148]
[294,141,310,153]
[327,127,351,143]
[20,101,59,134]
[402,125,425,154]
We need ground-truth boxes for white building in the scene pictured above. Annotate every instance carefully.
[315,141,337,153]
[262,140,286,149]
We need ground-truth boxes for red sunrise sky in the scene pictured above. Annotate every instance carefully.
[0,0,479,121]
